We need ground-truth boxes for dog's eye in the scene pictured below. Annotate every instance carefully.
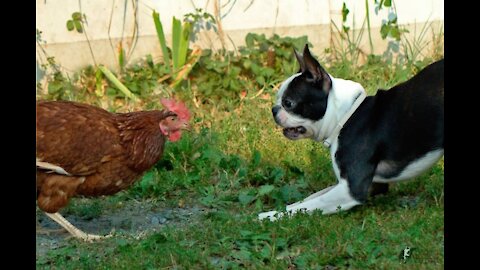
[283,99,293,109]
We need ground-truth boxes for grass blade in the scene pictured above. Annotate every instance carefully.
[170,46,202,89]
[152,11,170,72]
[118,42,125,71]
[98,65,138,101]
[171,17,182,71]
[177,21,191,68]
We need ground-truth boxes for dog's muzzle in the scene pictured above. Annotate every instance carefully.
[272,105,281,117]
[272,105,283,126]
[272,105,308,140]
[283,126,307,138]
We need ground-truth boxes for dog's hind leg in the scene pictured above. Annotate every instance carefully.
[259,186,335,221]
[286,185,335,208]
[258,180,361,221]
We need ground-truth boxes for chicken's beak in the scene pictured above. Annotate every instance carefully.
[182,122,192,131]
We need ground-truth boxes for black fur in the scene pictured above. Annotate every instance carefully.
[277,44,443,203]
[281,45,332,121]
[281,72,330,121]
[336,59,444,201]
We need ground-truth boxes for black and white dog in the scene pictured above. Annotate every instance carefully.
[259,45,444,221]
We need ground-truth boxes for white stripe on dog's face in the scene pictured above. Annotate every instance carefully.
[275,73,304,127]
[276,73,301,105]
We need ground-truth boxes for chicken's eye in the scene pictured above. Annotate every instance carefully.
[169,116,177,121]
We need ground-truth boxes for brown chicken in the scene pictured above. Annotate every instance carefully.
[36,98,191,241]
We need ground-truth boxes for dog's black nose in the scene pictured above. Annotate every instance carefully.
[272,106,280,116]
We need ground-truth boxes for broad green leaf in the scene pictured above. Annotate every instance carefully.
[229,80,241,91]
[262,67,275,77]
[72,12,82,20]
[245,33,255,47]
[171,17,182,71]
[118,43,125,69]
[259,245,271,259]
[251,63,260,74]
[48,81,62,94]
[255,199,263,210]
[239,230,253,237]
[66,20,74,31]
[98,65,138,101]
[250,150,261,168]
[271,167,285,183]
[74,20,83,33]
[242,59,252,69]
[140,171,155,192]
[258,185,275,196]
[146,54,154,68]
[177,21,191,68]
[152,11,170,72]
[380,24,390,39]
[106,87,117,96]
[342,3,350,22]
[256,76,265,85]
[95,68,103,97]
[390,27,401,40]
[238,191,255,206]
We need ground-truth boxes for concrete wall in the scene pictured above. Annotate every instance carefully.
[36,0,444,74]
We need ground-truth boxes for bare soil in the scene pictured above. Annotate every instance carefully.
[36,198,209,258]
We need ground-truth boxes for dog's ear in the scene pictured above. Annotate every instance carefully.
[302,44,332,92]
[294,48,306,73]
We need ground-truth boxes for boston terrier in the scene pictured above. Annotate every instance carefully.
[259,44,444,221]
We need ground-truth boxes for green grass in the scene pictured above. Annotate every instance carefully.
[37,45,443,269]
[38,167,444,269]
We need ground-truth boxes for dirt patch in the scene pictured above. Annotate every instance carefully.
[36,199,209,258]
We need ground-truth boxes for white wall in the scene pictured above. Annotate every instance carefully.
[36,0,444,74]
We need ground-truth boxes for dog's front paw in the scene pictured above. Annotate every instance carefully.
[258,210,284,221]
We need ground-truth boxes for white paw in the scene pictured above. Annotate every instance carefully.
[258,210,284,221]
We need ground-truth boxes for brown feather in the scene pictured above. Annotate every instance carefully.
[36,100,174,212]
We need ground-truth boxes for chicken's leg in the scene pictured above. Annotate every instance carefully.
[36,219,66,235]
[45,212,110,242]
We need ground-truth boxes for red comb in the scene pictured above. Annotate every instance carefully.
[161,98,191,121]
